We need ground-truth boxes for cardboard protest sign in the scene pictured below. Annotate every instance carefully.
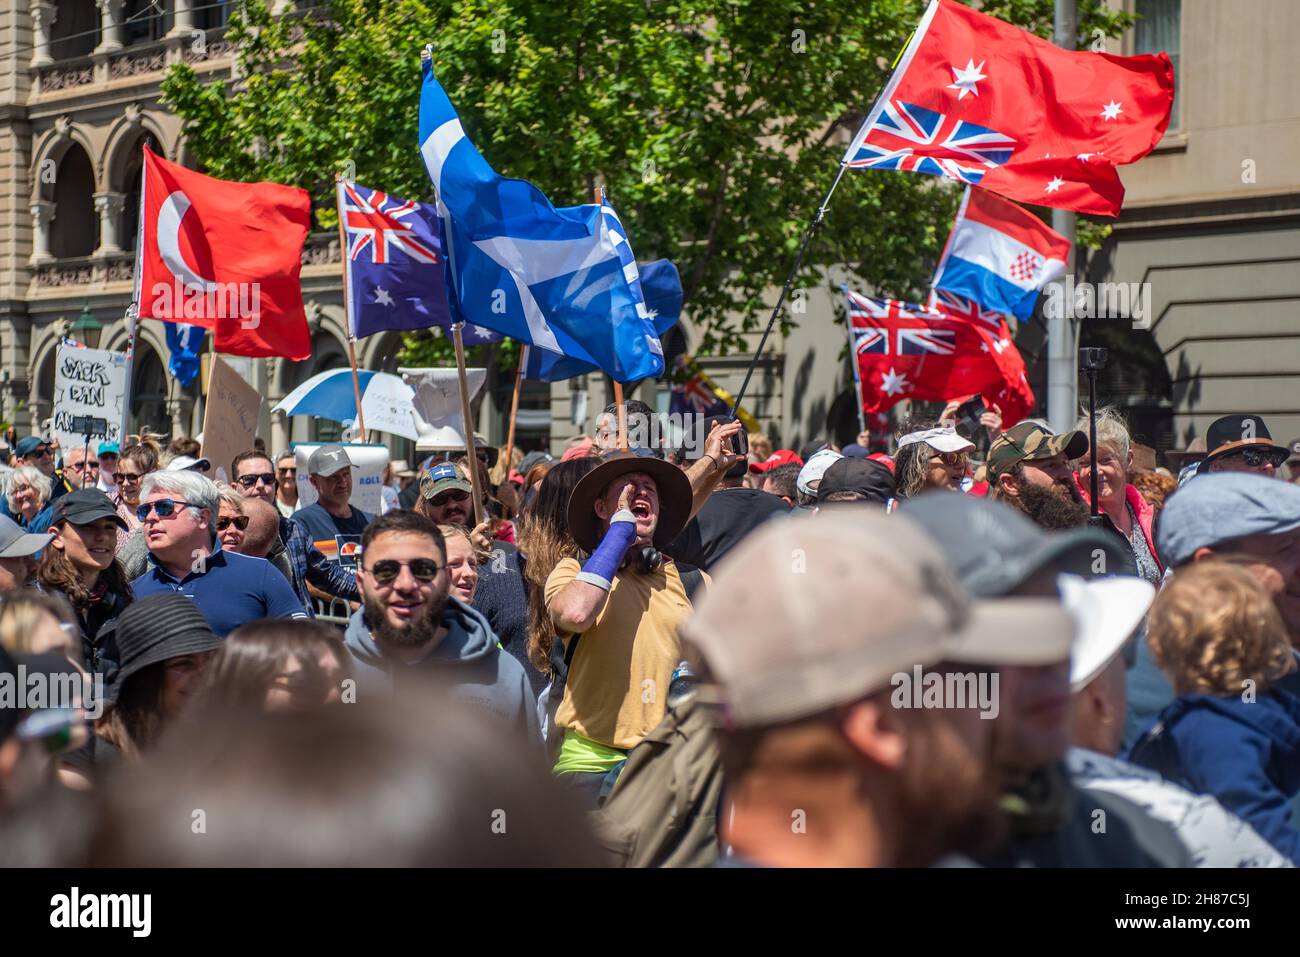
[201,355,264,484]
[51,343,129,454]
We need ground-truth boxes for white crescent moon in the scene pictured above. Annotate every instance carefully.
[157,190,220,292]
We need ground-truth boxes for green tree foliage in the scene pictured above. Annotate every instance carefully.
[162,0,1135,367]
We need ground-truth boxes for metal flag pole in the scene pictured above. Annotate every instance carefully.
[842,292,868,434]
[729,161,851,418]
[451,322,484,527]
[335,174,368,437]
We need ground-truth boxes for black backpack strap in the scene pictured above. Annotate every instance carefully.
[676,563,706,601]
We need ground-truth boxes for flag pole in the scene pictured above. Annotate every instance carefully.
[842,294,867,434]
[335,174,368,437]
[502,343,526,482]
[451,322,484,527]
[590,183,629,450]
[729,161,851,418]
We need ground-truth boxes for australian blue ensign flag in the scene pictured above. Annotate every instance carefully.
[418,52,667,383]
[338,180,495,342]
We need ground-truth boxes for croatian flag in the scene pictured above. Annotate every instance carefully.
[418,51,667,383]
[931,186,1069,322]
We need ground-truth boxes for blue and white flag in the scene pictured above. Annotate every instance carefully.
[418,53,665,383]
[164,322,203,388]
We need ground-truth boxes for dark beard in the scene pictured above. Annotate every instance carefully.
[1016,481,1089,530]
[363,591,449,649]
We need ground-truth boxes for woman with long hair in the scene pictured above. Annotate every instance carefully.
[516,458,598,676]
[438,524,483,605]
[199,619,351,713]
[38,489,133,678]
[111,432,163,549]
[892,426,975,499]
[5,465,54,533]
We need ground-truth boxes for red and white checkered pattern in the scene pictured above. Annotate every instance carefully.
[1008,250,1042,283]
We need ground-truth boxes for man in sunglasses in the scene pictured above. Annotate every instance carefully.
[342,510,536,736]
[231,449,358,615]
[1199,414,1291,479]
[130,470,308,637]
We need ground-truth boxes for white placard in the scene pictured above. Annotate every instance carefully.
[51,343,129,453]
[293,442,390,515]
[400,367,486,450]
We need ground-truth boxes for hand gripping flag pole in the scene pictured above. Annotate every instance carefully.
[728,161,852,420]
[334,173,368,437]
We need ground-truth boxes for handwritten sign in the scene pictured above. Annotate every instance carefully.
[201,355,264,484]
[52,344,129,453]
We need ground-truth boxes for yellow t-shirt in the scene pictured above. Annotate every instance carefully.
[545,557,704,751]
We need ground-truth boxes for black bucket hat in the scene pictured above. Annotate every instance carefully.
[566,449,693,553]
[106,593,224,705]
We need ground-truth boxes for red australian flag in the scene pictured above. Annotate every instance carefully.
[846,289,1011,415]
[930,288,1035,426]
[844,0,1175,216]
[136,146,312,360]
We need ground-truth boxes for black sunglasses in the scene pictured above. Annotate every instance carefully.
[365,558,442,584]
[237,472,276,488]
[431,490,470,506]
[136,499,201,521]
[1223,447,1289,469]
[217,515,250,531]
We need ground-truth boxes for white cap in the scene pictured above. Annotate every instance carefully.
[166,455,212,473]
[898,426,976,454]
[796,448,844,497]
[1060,574,1156,691]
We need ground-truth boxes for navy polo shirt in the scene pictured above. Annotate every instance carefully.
[131,544,309,637]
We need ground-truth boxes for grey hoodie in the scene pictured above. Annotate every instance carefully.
[344,597,539,741]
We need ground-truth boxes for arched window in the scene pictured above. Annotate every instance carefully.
[120,131,162,253]
[130,344,170,437]
[50,143,97,259]
[50,0,99,60]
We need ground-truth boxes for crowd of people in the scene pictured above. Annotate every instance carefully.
[2,401,1299,868]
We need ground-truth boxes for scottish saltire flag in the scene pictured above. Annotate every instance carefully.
[164,322,203,387]
[931,187,1069,321]
[418,53,664,383]
[522,259,684,382]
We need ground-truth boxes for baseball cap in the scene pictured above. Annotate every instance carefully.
[13,436,50,458]
[98,442,120,457]
[166,455,212,473]
[796,448,843,497]
[0,513,52,558]
[987,421,1088,478]
[51,488,128,530]
[898,426,976,455]
[419,462,472,500]
[900,492,1133,597]
[1059,574,1156,691]
[749,450,803,474]
[306,445,352,477]
[682,510,1075,729]
[815,457,895,504]
[1156,471,1300,568]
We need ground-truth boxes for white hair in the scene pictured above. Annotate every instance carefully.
[1074,407,1132,463]
[6,465,52,512]
[213,481,246,514]
[141,470,220,535]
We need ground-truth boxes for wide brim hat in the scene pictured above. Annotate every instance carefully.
[105,593,225,705]
[1202,415,1288,465]
[567,450,693,553]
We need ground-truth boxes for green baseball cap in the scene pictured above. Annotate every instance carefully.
[987,421,1089,477]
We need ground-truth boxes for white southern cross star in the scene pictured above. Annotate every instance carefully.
[1045,176,1065,194]
[1100,100,1123,121]
[880,367,910,396]
[373,286,394,307]
[471,325,494,340]
[947,58,987,100]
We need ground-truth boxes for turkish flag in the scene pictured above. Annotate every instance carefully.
[136,146,311,360]
[846,290,1009,415]
[844,0,1175,216]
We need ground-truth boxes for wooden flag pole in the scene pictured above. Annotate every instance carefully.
[502,343,527,483]
[452,322,484,527]
[590,183,628,450]
[335,174,368,437]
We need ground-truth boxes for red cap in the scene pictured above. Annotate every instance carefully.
[867,452,896,473]
[749,449,803,474]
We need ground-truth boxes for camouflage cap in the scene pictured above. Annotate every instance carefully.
[986,421,1089,477]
